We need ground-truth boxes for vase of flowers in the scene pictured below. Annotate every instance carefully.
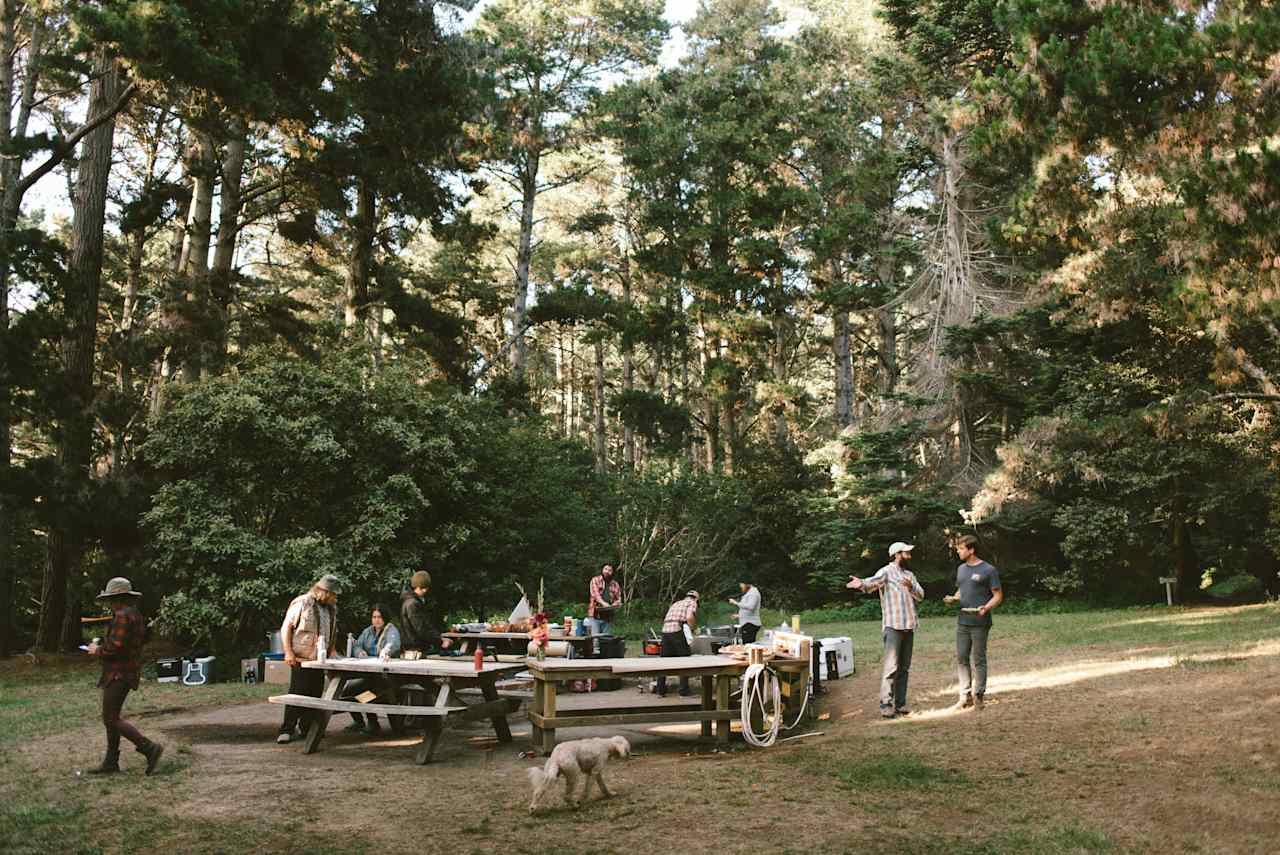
[529,612,550,661]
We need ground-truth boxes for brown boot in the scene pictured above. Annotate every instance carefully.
[137,740,164,776]
[87,750,120,775]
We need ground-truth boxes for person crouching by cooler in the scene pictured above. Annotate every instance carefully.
[656,590,699,697]
[276,574,340,744]
[85,577,164,775]
[847,542,924,719]
[400,569,452,657]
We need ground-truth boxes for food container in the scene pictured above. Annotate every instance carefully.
[642,639,661,656]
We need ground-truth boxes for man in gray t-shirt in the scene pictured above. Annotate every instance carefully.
[944,535,1003,710]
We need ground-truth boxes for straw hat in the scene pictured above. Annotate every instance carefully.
[95,577,142,599]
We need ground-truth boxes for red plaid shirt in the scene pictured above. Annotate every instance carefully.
[588,575,622,618]
[662,597,698,633]
[97,605,146,689]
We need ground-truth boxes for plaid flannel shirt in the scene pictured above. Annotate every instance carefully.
[588,575,622,618]
[662,597,698,633]
[857,563,924,631]
[97,605,146,689]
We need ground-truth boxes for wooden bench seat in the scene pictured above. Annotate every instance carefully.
[268,693,449,717]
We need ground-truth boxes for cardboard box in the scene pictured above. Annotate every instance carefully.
[264,659,292,685]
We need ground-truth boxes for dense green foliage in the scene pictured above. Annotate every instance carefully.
[3,0,1278,653]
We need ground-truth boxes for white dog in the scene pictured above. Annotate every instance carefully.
[527,735,631,812]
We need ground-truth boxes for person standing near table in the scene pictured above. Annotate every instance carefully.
[586,563,623,636]
[85,577,165,775]
[729,580,762,643]
[343,603,402,734]
[400,569,452,656]
[945,534,1003,711]
[847,542,924,718]
[656,590,699,697]
[277,574,340,744]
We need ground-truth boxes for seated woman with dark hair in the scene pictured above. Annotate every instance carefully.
[342,604,402,735]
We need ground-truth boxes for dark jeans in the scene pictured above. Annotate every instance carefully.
[956,624,991,699]
[881,628,914,711]
[656,630,692,696]
[740,623,760,644]
[342,676,394,729]
[279,663,325,735]
[101,680,146,755]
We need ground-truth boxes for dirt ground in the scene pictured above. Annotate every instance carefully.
[6,606,1280,854]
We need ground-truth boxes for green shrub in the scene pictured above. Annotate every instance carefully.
[1205,574,1264,602]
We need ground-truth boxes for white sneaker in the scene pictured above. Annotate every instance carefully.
[276,732,291,744]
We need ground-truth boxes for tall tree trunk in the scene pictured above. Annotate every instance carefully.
[834,309,854,428]
[209,117,247,374]
[344,178,376,341]
[178,129,215,276]
[698,314,719,470]
[594,335,606,473]
[510,150,540,381]
[771,311,788,447]
[830,257,855,428]
[554,328,566,435]
[877,306,897,396]
[568,330,577,436]
[0,0,16,657]
[720,331,737,475]
[178,127,216,382]
[621,256,635,469]
[0,11,46,648]
[38,54,122,651]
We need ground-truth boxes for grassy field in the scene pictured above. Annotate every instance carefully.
[2,603,1278,854]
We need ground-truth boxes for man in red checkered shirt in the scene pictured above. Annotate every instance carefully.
[656,591,699,697]
[586,564,623,636]
[85,577,164,775]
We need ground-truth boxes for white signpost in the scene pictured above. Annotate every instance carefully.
[1158,576,1176,606]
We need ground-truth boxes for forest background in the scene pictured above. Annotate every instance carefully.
[3,0,1279,656]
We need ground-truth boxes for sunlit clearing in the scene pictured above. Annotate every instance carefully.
[928,640,1280,699]
[1099,603,1276,630]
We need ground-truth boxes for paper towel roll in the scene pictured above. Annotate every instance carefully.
[529,640,572,658]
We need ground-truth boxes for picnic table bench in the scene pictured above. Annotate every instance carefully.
[524,654,810,754]
[268,657,525,764]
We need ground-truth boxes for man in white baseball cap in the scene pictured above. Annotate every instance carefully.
[847,541,924,717]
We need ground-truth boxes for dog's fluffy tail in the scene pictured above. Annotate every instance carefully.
[527,756,560,789]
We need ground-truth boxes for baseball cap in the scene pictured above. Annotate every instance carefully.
[887,542,914,557]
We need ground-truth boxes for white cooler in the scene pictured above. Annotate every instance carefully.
[182,656,216,686]
[818,636,854,680]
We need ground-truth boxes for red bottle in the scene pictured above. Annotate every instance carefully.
[474,645,484,672]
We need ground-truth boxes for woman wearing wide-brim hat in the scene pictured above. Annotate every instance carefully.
[85,577,164,775]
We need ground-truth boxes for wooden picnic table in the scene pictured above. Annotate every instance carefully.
[524,654,810,754]
[268,657,525,764]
